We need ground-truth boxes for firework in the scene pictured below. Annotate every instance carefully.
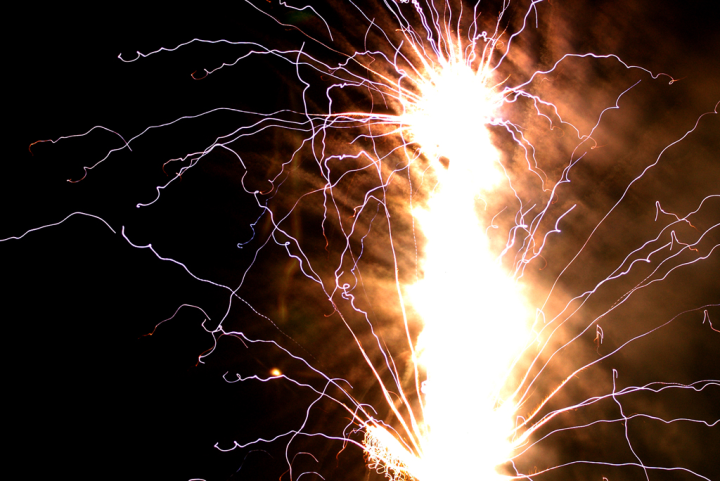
[8,1,719,479]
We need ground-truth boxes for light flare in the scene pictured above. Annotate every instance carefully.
[409,180,530,480]
[401,59,505,190]
[379,57,531,479]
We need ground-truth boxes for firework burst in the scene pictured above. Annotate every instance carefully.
[7,1,719,480]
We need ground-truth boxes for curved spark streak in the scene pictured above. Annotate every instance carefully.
[515,404,720,461]
[0,211,117,242]
[515,304,720,444]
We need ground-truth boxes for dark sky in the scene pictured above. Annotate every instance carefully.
[6,1,718,480]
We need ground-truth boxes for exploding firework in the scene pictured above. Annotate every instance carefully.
[8,1,719,480]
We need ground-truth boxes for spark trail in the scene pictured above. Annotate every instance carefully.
[8,1,719,480]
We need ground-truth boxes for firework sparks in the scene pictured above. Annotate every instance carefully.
[8,1,719,480]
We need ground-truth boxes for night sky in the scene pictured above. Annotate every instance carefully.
[7,1,719,480]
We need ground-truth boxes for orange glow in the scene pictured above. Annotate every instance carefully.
[364,51,531,480]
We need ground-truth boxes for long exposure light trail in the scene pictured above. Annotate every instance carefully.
[8,1,719,480]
